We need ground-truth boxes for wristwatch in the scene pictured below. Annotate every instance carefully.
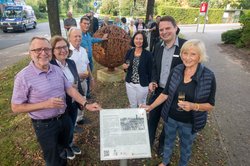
[83,101,89,109]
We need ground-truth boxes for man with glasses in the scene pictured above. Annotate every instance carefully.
[80,16,108,99]
[11,37,101,166]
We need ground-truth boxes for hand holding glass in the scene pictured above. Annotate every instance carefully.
[177,92,185,111]
[124,60,130,72]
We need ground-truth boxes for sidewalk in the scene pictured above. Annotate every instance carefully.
[0,43,29,70]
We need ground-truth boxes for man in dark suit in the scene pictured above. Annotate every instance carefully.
[87,10,99,35]
[148,16,187,156]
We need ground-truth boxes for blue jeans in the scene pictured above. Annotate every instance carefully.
[148,87,165,149]
[163,117,196,166]
[32,113,71,166]
[67,102,78,145]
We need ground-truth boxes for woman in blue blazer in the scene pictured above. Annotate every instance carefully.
[122,31,153,108]
[50,36,84,160]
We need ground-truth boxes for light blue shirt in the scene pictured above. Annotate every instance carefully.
[159,38,179,88]
[81,32,102,70]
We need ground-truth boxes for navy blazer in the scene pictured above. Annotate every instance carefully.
[50,59,84,109]
[124,48,153,87]
[151,37,187,84]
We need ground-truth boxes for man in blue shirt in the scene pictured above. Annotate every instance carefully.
[80,16,108,98]
[80,16,108,71]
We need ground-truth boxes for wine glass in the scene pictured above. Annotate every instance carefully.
[177,91,185,111]
[124,59,130,72]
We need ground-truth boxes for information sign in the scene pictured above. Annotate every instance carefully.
[100,108,151,160]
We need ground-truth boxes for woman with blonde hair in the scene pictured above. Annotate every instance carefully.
[141,39,216,166]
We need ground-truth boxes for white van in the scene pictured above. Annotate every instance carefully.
[0,5,37,33]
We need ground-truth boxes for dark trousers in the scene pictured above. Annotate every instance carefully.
[32,113,71,166]
[150,36,160,52]
[87,57,93,98]
[148,87,165,150]
[67,103,78,145]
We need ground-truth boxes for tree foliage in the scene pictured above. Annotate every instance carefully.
[100,0,119,15]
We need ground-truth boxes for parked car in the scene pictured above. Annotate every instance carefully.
[0,5,37,33]
[98,18,113,28]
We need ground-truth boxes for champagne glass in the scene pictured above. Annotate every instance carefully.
[124,59,130,72]
[177,92,185,111]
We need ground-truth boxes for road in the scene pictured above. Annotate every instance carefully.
[0,22,249,165]
[0,20,71,49]
[0,21,67,70]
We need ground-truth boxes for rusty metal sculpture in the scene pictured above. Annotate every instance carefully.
[93,25,131,71]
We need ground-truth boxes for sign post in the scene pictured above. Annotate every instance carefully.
[196,2,209,33]
[93,1,98,8]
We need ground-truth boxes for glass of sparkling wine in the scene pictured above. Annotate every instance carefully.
[177,92,185,111]
[124,60,130,72]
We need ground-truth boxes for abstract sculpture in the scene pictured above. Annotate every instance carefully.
[93,25,131,71]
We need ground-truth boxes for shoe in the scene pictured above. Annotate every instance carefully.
[77,119,85,125]
[74,126,83,133]
[71,145,81,155]
[66,148,75,160]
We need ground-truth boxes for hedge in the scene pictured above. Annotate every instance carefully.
[157,6,224,24]
[240,10,250,48]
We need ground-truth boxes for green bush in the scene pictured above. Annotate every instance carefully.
[221,29,243,44]
[240,11,250,48]
[31,5,48,19]
[157,6,224,24]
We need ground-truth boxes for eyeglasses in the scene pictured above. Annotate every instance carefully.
[54,45,68,51]
[30,47,52,54]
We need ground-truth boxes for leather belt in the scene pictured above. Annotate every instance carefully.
[32,113,65,123]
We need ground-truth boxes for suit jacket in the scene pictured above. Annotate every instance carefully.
[50,59,84,110]
[151,37,187,84]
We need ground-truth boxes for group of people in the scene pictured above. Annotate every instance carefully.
[11,11,216,166]
[111,15,161,52]
[122,15,216,166]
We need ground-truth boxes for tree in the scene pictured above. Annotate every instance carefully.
[100,0,119,15]
[46,0,61,36]
[146,0,155,23]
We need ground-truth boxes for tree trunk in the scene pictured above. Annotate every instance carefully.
[146,0,155,24]
[46,0,61,37]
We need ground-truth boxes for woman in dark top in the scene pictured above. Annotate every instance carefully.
[141,39,216,166]
[50,36,83,160]
[122,31,153,108]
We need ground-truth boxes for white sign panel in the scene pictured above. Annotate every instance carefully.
[100,108,151,160]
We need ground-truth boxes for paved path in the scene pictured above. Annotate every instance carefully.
[181,25,250,166]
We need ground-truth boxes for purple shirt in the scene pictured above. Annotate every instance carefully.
[11,61,72,120]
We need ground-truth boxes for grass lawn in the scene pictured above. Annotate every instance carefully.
[0,58,227,165]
